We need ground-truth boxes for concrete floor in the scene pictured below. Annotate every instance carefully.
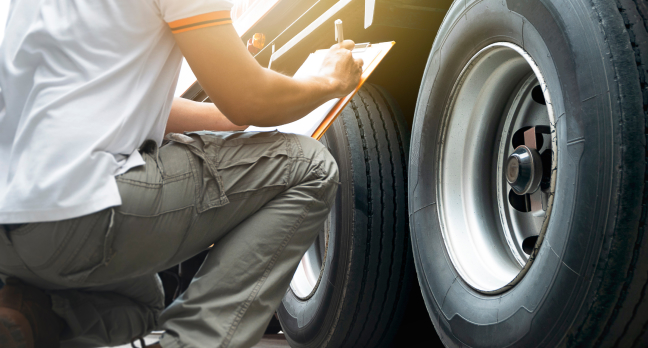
[111,332,290,348]
[251,335,291,348]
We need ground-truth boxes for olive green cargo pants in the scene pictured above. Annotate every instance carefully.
[0,131,339,348]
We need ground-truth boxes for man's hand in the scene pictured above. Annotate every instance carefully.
[318,40,363,97]
[173,24,362,127]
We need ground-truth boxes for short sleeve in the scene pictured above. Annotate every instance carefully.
[157,0,234,34]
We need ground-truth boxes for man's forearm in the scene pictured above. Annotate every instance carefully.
[174,24,361,128]
[166,97,247,134]
[208,70,339,127]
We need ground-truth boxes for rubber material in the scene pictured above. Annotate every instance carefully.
[409,0,648,346]
[277,84,413,348]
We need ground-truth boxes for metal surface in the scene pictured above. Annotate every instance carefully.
[369,0,450,32]
[437,43,557,293]
[254,0,345,70]
[289,191,332,299]
[507,145,542,195]
[238,0,324,46]
[258,0,450,74]
[496,75,555,266]
[232,0,280,36]
[269,0,358,67]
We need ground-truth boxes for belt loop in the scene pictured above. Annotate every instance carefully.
[0,226,13,246]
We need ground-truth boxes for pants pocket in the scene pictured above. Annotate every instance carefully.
[166,132,230,212]
[10,222,72,271]
[59,210,117,285]
[206,131,293,199]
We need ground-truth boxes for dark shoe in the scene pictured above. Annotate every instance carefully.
[0,278,64,348]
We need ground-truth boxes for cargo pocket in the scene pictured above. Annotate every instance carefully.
[60,209,117,285]
[165,132,229,213]
[215,133,293,198]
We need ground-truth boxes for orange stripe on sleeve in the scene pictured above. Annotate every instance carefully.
[168,11,232,34]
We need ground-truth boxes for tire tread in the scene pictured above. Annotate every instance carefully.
[339,86,411,348]
[346,88,388,347]
[590,0,648,346]
[364,85,412,348]
[338,94,376,348]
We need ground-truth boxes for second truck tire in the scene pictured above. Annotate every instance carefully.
[409,0,648,347]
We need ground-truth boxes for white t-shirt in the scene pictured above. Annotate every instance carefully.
[0,0,233,223]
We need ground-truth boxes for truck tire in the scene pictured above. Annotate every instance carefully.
[277,84,413,348]
[409,0,648,347]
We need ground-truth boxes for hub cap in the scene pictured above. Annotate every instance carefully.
[507,145,542,195]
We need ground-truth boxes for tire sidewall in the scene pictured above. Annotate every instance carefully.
[409,0,639,346]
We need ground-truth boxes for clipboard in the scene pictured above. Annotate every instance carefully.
[246,41,395,140]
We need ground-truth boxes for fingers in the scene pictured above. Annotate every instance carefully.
[339,39,355,50]
[355,57,364,69]
[320,38,363,96]
[331,39,356,50]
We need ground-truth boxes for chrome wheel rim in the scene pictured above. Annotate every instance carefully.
[437,42,557,293]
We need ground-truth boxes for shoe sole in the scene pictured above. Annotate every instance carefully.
[0,308,34,348]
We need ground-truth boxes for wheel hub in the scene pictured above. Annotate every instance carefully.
[437,42,557,293]
[507,145,542,195]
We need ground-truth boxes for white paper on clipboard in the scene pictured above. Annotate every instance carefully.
[245,42,394,138]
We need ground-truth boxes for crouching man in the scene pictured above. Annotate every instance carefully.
[0,0,362,347]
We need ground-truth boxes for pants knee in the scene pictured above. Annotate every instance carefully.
[291,134,339,204]
[293,135,338,179]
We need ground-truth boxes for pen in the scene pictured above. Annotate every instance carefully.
[335,19,343,44]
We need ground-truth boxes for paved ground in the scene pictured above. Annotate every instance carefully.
[112,332,290,348]
[251,335,291,348]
